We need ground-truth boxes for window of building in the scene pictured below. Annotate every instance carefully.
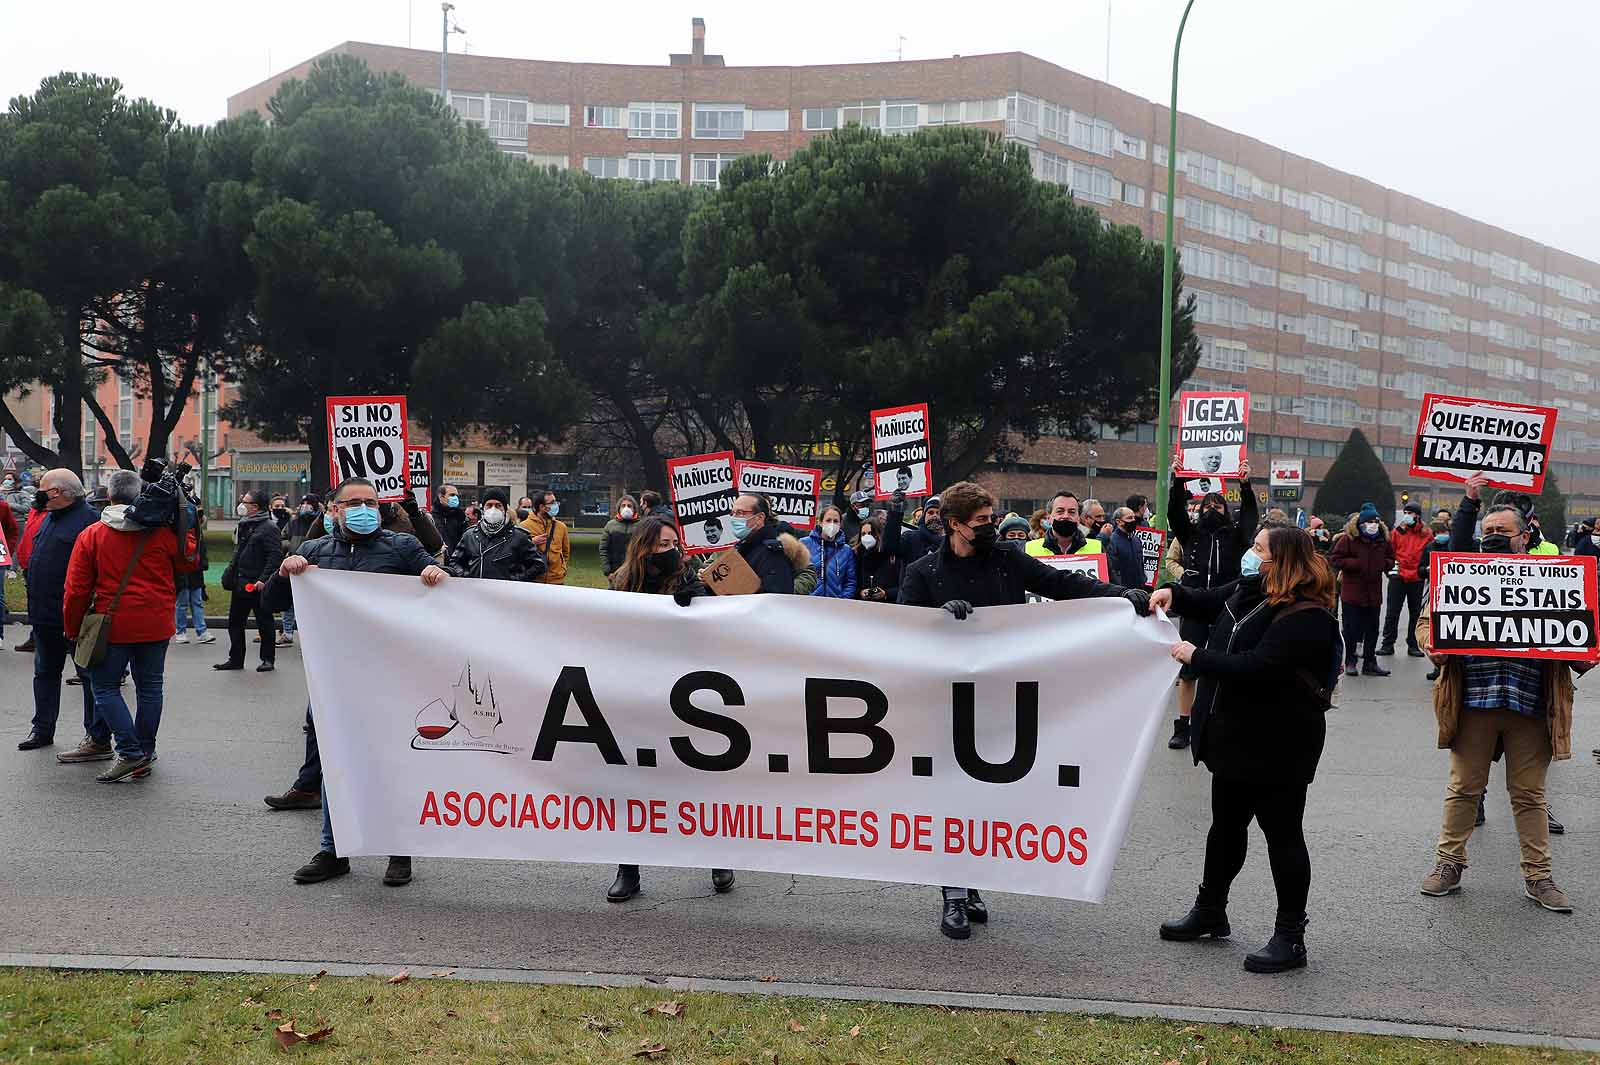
[1119,181,1144,207]
[693,104,745,139]
[583,156,624,180]
[1116,131,1146,159]
[841,101,881,129]
[963,98,1002,122]
[584,105,624,129]
[803,107,839,130]
[527,101,567,127]
[628,102,681,139]
[1069,113,1113,155]
[1154,191,1167,214]
[691,153,741,187]
[1154,143,1168,166]
[527,153,568,169]
[626,153,680,183]
[884,100,918,133]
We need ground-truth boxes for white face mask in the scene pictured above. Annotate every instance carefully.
[236,502,251,518]
[821,521,841,539]
[1400,513,1415,527]
[619,506,635,520]
[1361,521,1380,535]
[480,506,507,531]
[859,533,877,550]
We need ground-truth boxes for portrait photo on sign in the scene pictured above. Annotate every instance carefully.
[1175,391,1248,480]
[870,402,932,500]
[667,451,737,556]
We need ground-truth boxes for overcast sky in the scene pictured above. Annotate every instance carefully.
[4,0,1595,262]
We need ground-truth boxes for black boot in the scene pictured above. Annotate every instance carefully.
[711,868,735,893]
[1167,717,1190,750]
[1159,886,1230,941]
[940,896,971,940]
[607,864,640,902]
[1244,915,1308,973]
[1475,793,1486,827]
[963,889,989,924]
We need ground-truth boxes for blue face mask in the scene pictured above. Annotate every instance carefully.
[1434,533,1449,544]
[445,496,460,508]
[1240,549,1263,577]
[322,513,334,534]
[343,504,381,535]
[728,516,750,541]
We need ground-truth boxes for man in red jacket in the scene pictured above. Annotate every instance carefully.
[1379,501,1431,658]
[62,470,199,782]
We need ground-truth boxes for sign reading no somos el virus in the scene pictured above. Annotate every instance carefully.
[1428,552,1599,662]
[1409,393,1557,494]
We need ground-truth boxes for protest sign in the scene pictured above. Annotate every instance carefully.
[667,451,737,556]
[1134,526,1167,588]
[871,403,931,499]
[326,395,409,502]
[293,570,1179,902]
[736,461,822,532]
[1176,391,1248,479]
[1184,477,1225,499]
[1409,393,1557,494]
[1428,553,1599,662]
[701,547,762,596]
[1025,554,1108,604]
[407,447,430,509]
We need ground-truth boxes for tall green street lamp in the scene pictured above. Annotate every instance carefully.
[1152,0,1197,535]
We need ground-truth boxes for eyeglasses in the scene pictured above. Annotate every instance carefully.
[730,507,758,518]
[334,497,379,508]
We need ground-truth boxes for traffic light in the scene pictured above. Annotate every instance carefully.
[1401,491,1410,504]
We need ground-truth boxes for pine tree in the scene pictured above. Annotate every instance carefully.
[1535,470,1567,545]
[1313,428,1395,523]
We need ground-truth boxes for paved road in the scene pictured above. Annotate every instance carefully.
[3,641,1598,1040]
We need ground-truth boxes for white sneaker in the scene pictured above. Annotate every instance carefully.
[196,632,216,644]
[276,633,294,647]
[173,633,190,644]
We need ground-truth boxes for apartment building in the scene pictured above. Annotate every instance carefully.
[229,20,1600,516]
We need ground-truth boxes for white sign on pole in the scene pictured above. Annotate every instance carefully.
[326,395,409,502]
[292,571,1180,902]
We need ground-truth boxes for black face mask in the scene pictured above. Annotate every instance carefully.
[968,523,998,553]
[31,491,49,512]
[1199,509,1227,531]
[1480,534,1515,554]
[1051,518,1080,543]
[648,548,681,576]
[515,508,530,522]
[1120,520,1138,534]
[925,514,942,533]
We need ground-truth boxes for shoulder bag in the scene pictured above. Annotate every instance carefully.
[74,530,155,670]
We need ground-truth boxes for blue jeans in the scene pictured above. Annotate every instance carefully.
[87,641,168,760]
[321,793,336,855]
[175,587,207,635]
[281,608,296,636]
[30,626,104,743]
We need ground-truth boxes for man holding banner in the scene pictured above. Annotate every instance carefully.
[1416,495,1591,914]
[899,481,1152,940]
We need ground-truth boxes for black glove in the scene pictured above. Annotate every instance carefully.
[1122,588,1151,616]
[942,599,973,621]
[673,588,696,607]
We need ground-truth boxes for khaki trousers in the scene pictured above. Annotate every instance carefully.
[1436,708,1552,880]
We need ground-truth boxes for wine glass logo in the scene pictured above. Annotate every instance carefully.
[413,662,501,743]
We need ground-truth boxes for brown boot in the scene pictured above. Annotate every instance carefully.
[264,788,322,811]
[57,735,114,763]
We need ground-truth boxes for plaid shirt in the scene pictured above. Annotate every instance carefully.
[1461,655,1545,717]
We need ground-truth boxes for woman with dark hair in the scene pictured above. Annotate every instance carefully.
[1149,525,1339,974]
[853,509,903,602]
[604,516,733,901]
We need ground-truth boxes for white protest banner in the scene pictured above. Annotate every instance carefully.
[1025,554,1108,604]
[1134,526,1167,588]
[293,571,1179,902]
[736,461,822,533]
[667,451,737,556]
[871,403,931,499]
[1409,393,1557,494]
[1176,391,1248,480]
[407,447,430,510]
[1428,552,1599,662]
[326,395,409,502]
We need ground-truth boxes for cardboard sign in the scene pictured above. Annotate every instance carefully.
[326,395,409,502]
[870,403,931,500]
[1409,393,1557,494]
[736,461,822,532]
[408,447,430,510]
[1026,553,1109,604]
[1428,552,1598,662]
[1134,526,1168,589]
[1184,477,1225,499]
[700,546,762,596]
[1269,460,1303,488]
[1176,391,1248,479]
[667,451,737,556]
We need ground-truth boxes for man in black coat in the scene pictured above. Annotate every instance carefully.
[445,489,546,581]
[432,484,467,553]
[260,475,447,889]
[216,489,285,673]
[724,493,797,594]
[899,480,1150,941]
[897,494,944,565]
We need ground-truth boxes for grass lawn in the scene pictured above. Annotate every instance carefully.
[1,969,1590,1065]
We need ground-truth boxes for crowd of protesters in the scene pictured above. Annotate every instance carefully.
[5,451,1593,976]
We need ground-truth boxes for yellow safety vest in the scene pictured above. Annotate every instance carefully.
[1026,536,1103,557]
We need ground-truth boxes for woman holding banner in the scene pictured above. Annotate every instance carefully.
[604,516,734,902]
[1150,525,1338,974]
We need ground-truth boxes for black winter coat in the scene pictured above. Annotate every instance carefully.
[898,520,944,567]
[1105,526,1145,589]
[23,500,96,627]
[1166,474,1258,590]
[734,522,796,594]
[228,513,284,589]
[446,524,546,581]
[433,505,467,552]
[1172,576,1336,784]
[899,538,1126,609]
[261,528,438,612]
[855,510,904,601]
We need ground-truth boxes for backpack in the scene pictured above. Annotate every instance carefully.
[1270,600,1343,711]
